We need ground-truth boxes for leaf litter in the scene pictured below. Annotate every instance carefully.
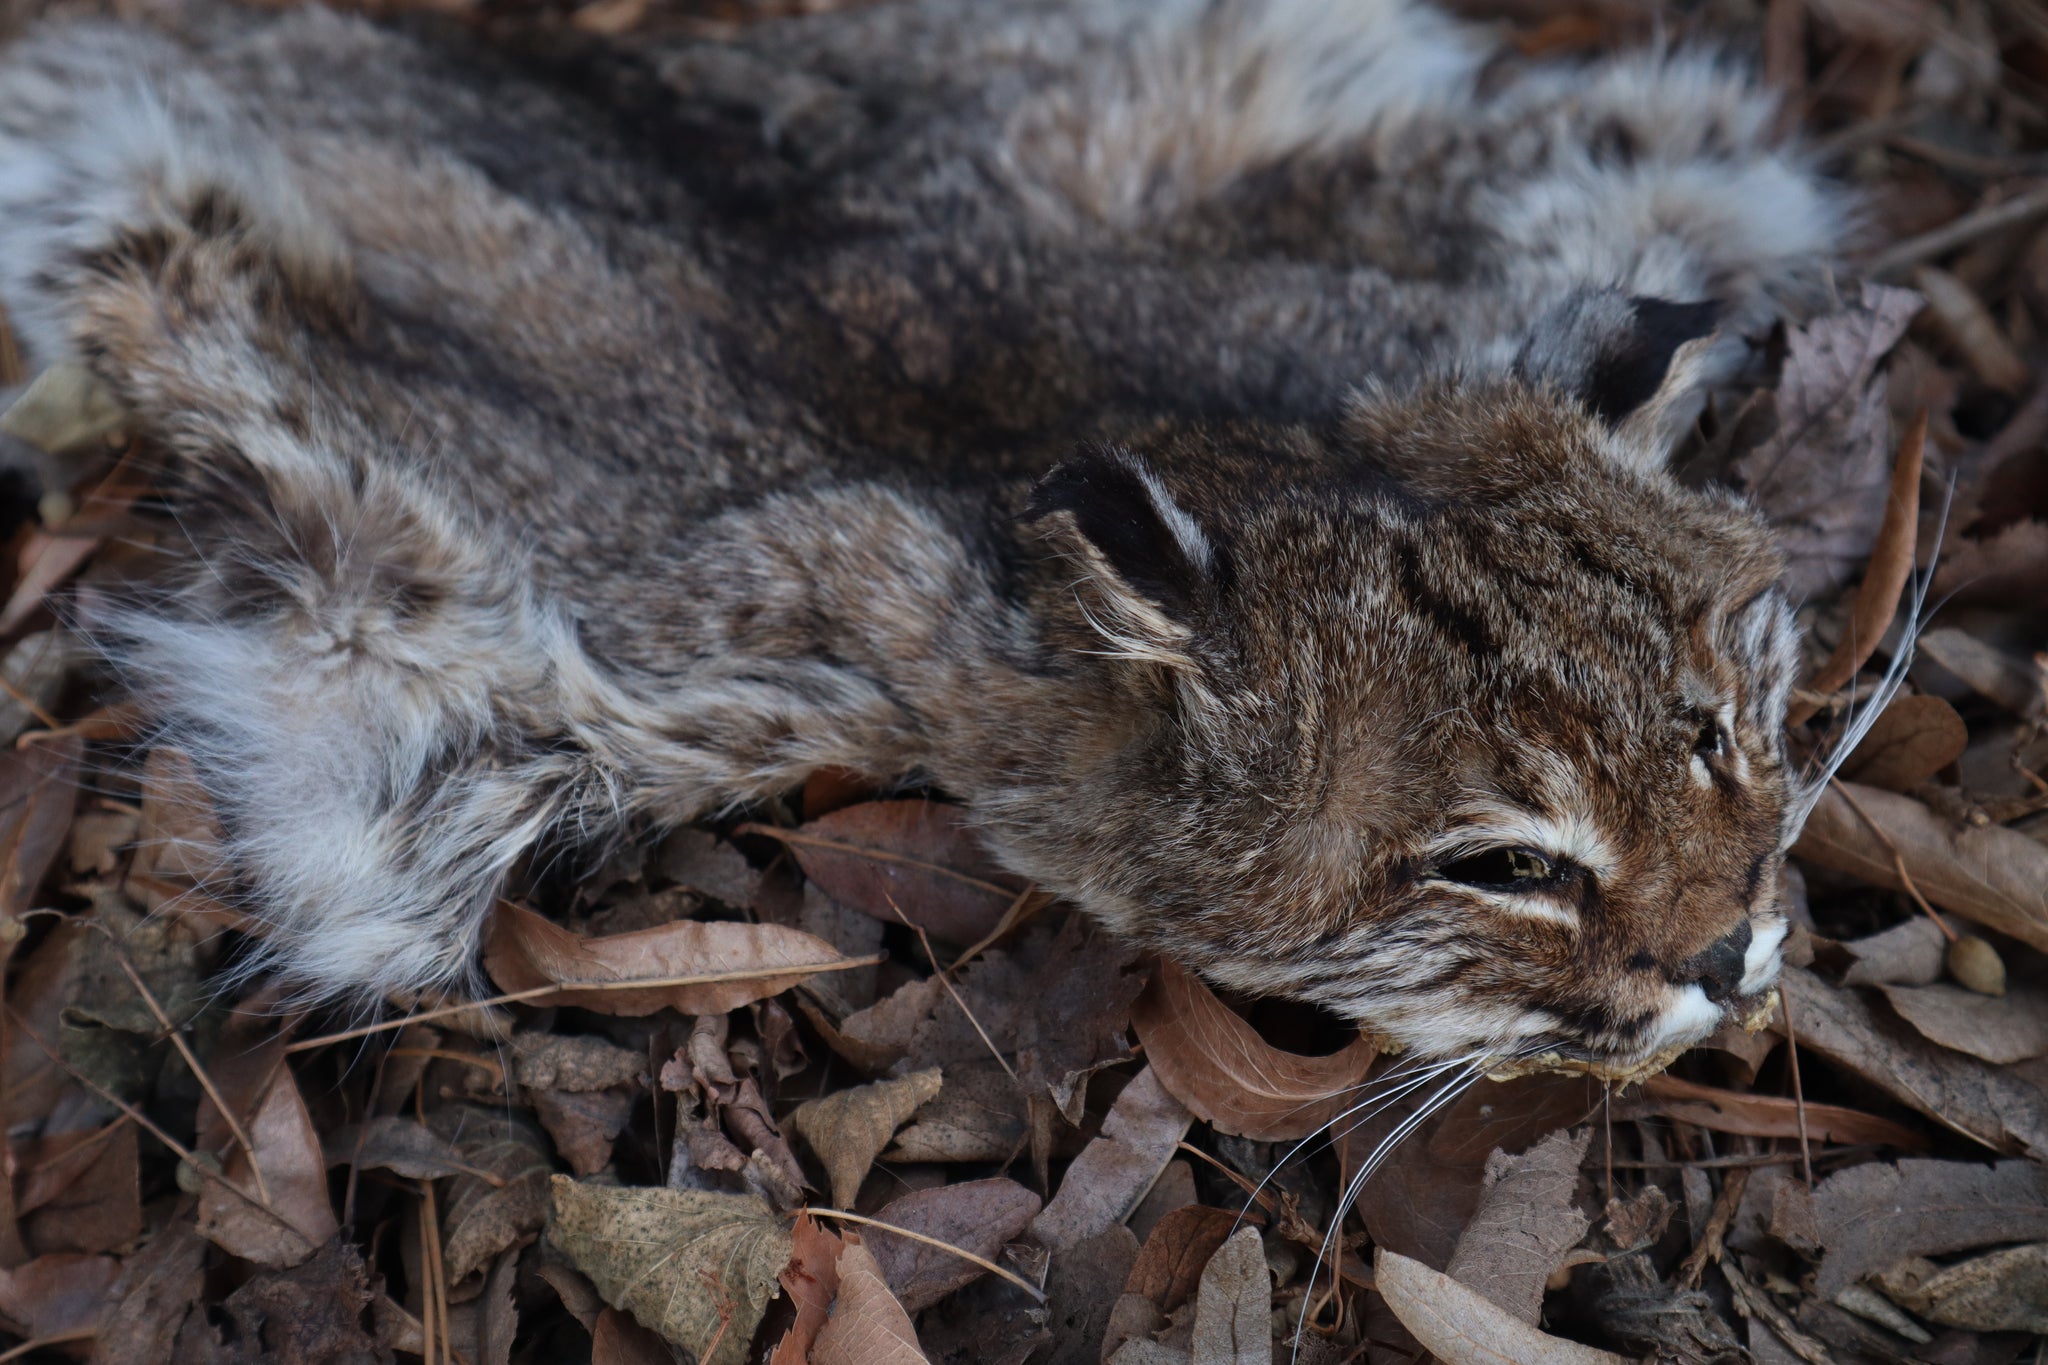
[2,2,2048,1363]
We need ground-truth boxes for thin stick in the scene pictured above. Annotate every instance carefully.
[1828,778,1959,941]
[1864,182,2048,279]
[734,824,1020,901]
[0,670,57,733]
[1678,1165,1751,1290]
[286,953,887,1052]
[886,896,1017,1085]
[1780,991,1815,1190]
[418,1193,438,1365]
[807,1208,1046,1302]
[0,1329,96,1362]
[107,947,272,1207]
[953,884,1046,972]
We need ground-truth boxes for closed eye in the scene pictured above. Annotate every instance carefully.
[1692,712,1724,760]
[1434,846,1563,890]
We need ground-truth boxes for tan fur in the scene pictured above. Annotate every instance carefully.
[0,0,1837,1064]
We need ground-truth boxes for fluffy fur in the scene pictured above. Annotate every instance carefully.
[0,0,1841,1065]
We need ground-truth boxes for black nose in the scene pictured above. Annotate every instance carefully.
[1676,920,1752,1005]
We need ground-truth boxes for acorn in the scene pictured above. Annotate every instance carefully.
[1947,934,2006,997]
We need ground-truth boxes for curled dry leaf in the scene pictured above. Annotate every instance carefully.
[1031,1067,1193,1252]
[793,1067,943,1207]
[1794,779,2048,955]
[510,1032,648,1091]
[1131,956,1377,1142]
[769,1211,844,1365]
[1839,693,1967,791]
[740,798,1025,945]
[1634,1073,1926,1148]
[1813,1158,2048,1296]
[483,900,852,1016]
[811,1237,927,1365]
[547,1176,792,1365]
[865,1176,1042,1313]
[1376,1248,1631,1365]
[1444,1128,1591,1325]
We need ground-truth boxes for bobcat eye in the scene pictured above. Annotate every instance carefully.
[1436,847,1555,889]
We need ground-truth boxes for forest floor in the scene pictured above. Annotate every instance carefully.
[1,0,2047,1362]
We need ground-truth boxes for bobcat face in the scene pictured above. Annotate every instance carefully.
[1007,293,1800,1071]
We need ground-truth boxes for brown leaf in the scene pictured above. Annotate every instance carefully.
[865,1177,1042,1313]
[1632,1073,1926,1147]
[1444,1128,1592,1325]
[1794,779,2048,954]
[0,1251,119,1338]
[593,1305,677,1365]
[0,734,80,920]
[811,1236,927,1365]
[803,976,945,1074]
[217,1239,381,1365]
[1933,520,2048,611]
[1879,981,2048,1063]
[882,1061,1032,1164]
[1791,408,1925,723]
[1830,915,1946,986]
[17,1119,141,1256]
[533,1086,636,1176]
[1731,282,1923,601]
[509,1032,648,1091]
[323,1117,474,1182]
[794,1068,943,1207]
[1379,1249,1630,1364]
[1875,1243,2048,1334]
[92,1218,209,1365]
[1124,1206,1241,1317]
[0,466,142,637]
[1814,1158,2048,1296]
[548,1178,791,1365]
[1131,957,1378,1142]
[655,827,760,907]
[438,1107,552,1283]
[741,799,1025,945]
[1045,1225,1139,1365]
[1031,1067,1193,1251]
[1838,693,1967,791]
[1917,626,2045,718]
[1188,1226,1268,1365]
[482,900,851,1015]
[1780,965,2048,1156]
[770,1211,844,1365]
[194,1024,338,1268]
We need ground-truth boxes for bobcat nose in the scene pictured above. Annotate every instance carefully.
[1676,920,1753,1005]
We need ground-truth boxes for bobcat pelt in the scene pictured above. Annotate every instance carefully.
[0,0,1846,1069]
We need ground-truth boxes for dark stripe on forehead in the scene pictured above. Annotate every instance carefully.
[1392,540,1497,655]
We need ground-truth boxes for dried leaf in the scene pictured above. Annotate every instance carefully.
[0,734,80,919]
[592,1306,674,1365]
[510,1032,648,1091]
[17,1118,140,1256]
[92,1219,208,1364]
[1879,981,2048,1062]
[1917,625,2044,717]
[1839,693,1967,791]
[811,1237,927,1365]
[1188,1226,1268,1365]
[1376,1249,1631,1365]
[217,1240,381,1365]
[656,827,760,906]
[1131,957,1378,1142]
[1633,1073,1926,1147]
[1125,1205,1240,1316]
[1779,966,2048,1155]
[1444,1128,1592,1324]
[533,1086,636,1176]
[548,1177,791,1365]
[1831,916,1946,986]
[1031,1067,1193,1252]
[865,1177,1041,1313]
[1814,1158,2048,1296]
[323,1117,474,1181]
[1933,521,2048,611]
[194,1027,338,1269]
[1875,1243,2048,1334]
[483,900,850,1015]
[1731,282,1923,601]
[794,1068,943,1207]
[742,799,1025,944]
[1794,779,2048,954]
[438,1108,552,1283]
[770,1211,844,1364]
[807,976,945,1074]
[0,1251,119,1339]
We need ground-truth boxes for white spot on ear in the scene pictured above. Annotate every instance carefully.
[1739,917,1788,996]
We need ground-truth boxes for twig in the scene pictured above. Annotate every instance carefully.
[807,1208,1046,1301]
[1722,1257,1835,1365]
[953,883,1047,972]
[1780,991,1815,1190]
[418,1192,439,1365]
[1677,1165,1750,1290]
[387,1047,507,1089]
[1828,778,1959,942]
[286,953,887,1052]
[0,1328,96,1362]
[1863,182,2048,279]
[106,943,272,1207]
[886,895,1017,1085]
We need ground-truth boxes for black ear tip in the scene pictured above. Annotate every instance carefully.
[1583,295,1722,424]
[1628,296,1721,348]
[1024,451,1124,523]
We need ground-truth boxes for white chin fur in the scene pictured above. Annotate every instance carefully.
[1648,983,1723,1053]
[1739,917,1789,996]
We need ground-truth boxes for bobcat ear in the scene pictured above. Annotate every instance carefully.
[1517,290,1726,467]
[1025,449,1219,665]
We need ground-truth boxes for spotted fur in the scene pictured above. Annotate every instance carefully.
[0,0,1837,1064]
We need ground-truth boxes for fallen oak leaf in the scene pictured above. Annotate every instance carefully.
[1632,1073,1926,1148]
[547,1177,791,1365]
[1376,1248,1631,1365]
[1874,1243,2048,1334]
[483,900,871,1016]
[739,799,1026,945]
[793,1067,943,1207]
[811,1236,926,1365]
[1794,778,2048,954]
[1132,956,1377,1142]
